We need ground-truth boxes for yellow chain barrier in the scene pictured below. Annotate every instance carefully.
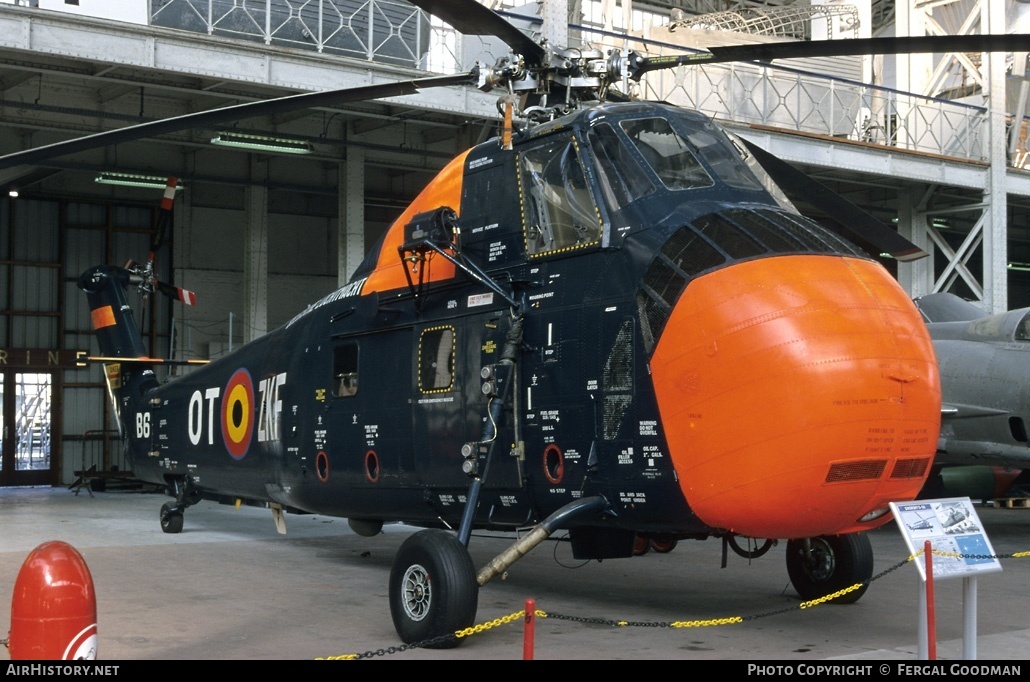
[455,610,527,639]
[669,617,745,628]
[799,582,864,608]
[318,548,1030,659]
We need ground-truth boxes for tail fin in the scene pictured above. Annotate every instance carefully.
[78,266,160,436]
[78,265,150,360]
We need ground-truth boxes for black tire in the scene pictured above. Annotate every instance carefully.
[786,533,872,604]
[160,502,184,534]
[389,529,478,648]
[649,537,678,553]
[633,535,651,556]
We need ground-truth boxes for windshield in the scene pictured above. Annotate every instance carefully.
[619,117,714,191]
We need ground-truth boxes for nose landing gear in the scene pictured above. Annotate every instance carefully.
[786,533,872,604]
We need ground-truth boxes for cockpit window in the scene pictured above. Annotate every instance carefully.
[1016,312,1030,341]
[619,118,713,191]
[586,122,655,210]
[686,127,763,192]
[724,130,796,207]
[519,136,603,256]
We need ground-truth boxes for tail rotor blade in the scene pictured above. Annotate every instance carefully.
[149,176,179,262]
[156,280,197,306]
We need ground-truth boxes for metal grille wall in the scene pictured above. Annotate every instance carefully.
[0,195,175,486]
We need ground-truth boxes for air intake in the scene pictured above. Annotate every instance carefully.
[825,460,887,483]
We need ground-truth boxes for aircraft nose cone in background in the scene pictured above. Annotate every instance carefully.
[650,255,941,539]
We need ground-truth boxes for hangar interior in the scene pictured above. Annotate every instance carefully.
[0,0,1027,489]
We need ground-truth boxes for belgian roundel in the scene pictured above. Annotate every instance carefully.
[222,368,254,459]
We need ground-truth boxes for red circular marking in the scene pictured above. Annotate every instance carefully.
[316,450,330,482]
[365,450,380,483]
[221,368,254,460]
[543,443,564,484]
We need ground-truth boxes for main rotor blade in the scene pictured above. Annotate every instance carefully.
[630,33,1030,79]
[739,138,927,262]
[0,71,477,171]
[406,0,546,64]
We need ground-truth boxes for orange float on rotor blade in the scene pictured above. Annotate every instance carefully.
[9,541,97,660]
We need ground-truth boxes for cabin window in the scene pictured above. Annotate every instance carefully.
[586,122,654,210]
[419,326,455,393]
[619,117,713,191]
[519,136,602,256]
[332,343,359,398]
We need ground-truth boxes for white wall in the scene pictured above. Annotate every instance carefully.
[37,0,148,24]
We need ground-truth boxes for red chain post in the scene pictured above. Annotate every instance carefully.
[524,599,536,660]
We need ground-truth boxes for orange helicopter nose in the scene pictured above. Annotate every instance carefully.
[650,255,941,539]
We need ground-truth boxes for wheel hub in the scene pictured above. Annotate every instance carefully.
[803,540,836,581]
[401,564,432,622]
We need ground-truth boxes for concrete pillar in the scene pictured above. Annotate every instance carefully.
[984,0,1008,312]
[541,0,568,51]
[338,147,365,286]
[243,158,269,342]
[896,187,931,298]
[171,182,192,363]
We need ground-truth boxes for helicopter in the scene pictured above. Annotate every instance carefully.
[11,0,1030,648]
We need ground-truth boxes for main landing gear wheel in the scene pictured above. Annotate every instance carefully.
[159,502,184,534]
[786,533,873,604]
[633,535,651,556]
[649,536,678,553]
[389,529,478,648]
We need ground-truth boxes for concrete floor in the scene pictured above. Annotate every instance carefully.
[2,485,1030,661]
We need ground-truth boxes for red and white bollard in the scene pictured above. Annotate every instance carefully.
[9,541,97,660]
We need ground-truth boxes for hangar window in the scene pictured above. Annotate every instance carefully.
[332,343,359,398]
[419,326,455,393]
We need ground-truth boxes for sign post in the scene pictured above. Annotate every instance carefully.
[890,497,1002,660]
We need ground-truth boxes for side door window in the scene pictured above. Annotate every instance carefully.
[518,135,602,256]
[332,342,359,397]
[419,326,455,393]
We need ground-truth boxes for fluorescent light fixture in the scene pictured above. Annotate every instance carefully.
[95,173,184,190]
[210,131,313,154]
[892,217,950,229]
[8,190,18,198]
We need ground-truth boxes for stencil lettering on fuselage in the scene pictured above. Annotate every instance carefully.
[186,370,288,459]
[257,372,287,443]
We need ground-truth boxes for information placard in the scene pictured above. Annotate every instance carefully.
[889,497,1003,581]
